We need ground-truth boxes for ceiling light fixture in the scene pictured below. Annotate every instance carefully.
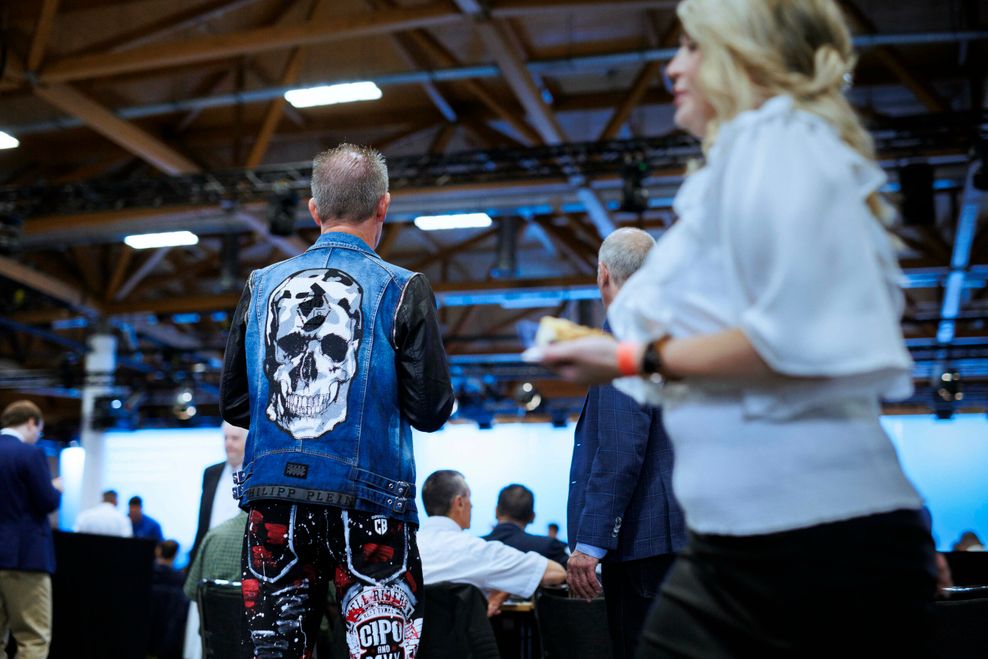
[124,231,199,249]
[0,131,19,149]
[283,81,382,108]
[414,212,493,231]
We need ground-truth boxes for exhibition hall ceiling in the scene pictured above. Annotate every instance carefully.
[0,0,986,428]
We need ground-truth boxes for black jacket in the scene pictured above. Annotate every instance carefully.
[189,461,224,565]
[483,522,569,567]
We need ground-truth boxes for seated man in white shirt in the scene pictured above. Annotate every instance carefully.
[74,489,134,537]
[417,470,566,614]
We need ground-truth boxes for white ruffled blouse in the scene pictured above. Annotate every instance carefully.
[608,96,922,535]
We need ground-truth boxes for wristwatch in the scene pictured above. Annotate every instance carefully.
[641,335,674,379]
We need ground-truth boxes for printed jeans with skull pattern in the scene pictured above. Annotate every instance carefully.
[241,501,423,659]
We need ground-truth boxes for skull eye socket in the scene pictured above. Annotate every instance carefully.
[277,333,307,357]
[321,334,349,362]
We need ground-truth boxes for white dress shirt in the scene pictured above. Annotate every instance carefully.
[74,502,134,537]
[208,461,243,530]
[418,516,548,598]
[609,95,921,536]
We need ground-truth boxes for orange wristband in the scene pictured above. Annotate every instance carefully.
[616,341,642,377]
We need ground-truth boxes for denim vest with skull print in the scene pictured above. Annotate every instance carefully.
[237,232,420,522]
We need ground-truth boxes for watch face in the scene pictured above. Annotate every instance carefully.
[642,338,666,375]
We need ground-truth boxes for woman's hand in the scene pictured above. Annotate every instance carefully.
[529,336,638,385]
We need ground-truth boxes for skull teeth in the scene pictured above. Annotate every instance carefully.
[285,392,334,417]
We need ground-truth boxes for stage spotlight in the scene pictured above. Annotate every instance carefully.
[937,370,963,402]
[513,381,542,413]
[619,153,649,214]
[0,211,23,255]
[173,386,197,420]
[267,184,299,236]
[898,163,935,226]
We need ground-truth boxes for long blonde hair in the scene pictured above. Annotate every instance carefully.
[677,0,889,220]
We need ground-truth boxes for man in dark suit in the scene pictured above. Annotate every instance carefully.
[189,422,246,563]
[0,400,62,659]
[483,484,570,566]
[567,228,687,659]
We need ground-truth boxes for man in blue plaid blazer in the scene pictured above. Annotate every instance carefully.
[566,228,687,659]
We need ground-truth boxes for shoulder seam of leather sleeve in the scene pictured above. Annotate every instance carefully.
[392,272,425,350]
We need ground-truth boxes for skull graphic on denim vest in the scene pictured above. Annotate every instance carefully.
[264,268,363,438]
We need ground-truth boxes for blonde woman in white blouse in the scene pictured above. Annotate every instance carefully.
[533,0,938,656]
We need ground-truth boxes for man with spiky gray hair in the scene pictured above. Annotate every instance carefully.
[567,227,687,659]
[221,143,454,659]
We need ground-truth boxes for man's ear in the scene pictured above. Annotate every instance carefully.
[308,198,321,226]
[597,262,610,289]
[376,192,391,222]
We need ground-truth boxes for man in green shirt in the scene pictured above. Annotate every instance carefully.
[183,511,247,601]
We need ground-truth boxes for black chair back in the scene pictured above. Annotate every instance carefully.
[418,582,500,659]
[931,589,988,659]
[196,579,244,659]
[943,552,988,586]
[535,590,612,659]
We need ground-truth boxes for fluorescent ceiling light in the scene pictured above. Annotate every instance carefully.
[0,131,19,149]
[284,81,382,108]
[124,231,199,249]
[414,212,493,231]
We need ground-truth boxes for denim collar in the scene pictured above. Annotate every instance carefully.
[310,230,375,255]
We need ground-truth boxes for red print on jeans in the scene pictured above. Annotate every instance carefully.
[335,564,356,593]
[362,543,395,563]
[242,578,260,609]
[248,509,264,533]
[264,522,288,545]
[251,545,277,570]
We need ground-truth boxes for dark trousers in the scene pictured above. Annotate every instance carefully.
[636,509,937,659]
[241,501,423,659]
[601,554,677,659]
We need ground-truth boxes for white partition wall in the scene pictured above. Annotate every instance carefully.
[883,414,988,551]
[61,414,988,564]
[413,422,573,540]
[61,428,228,567]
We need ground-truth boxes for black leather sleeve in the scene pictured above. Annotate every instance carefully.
[393,274,454,432]
[219,273,253,429]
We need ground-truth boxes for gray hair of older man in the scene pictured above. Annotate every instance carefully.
[598,227,656,285]
[310,143,388,224]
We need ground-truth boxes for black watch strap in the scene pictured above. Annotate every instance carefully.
[641,338,665,375]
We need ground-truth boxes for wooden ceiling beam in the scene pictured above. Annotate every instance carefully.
[104,246,136,303]
[409,227,499,271]
[376,224,403,260]
[468,16,565,145]
[113,247,173,302]
[838,1,949,113]
[0,256,101,315]
[70,245,104,294]
[236,211,309,258]
[462,118,527,149]
[103,293,242,316]
[429,123,458,154]
[39,4,462,83]
[446,304,477,337]
[489,0,677,18]
[459,10,615,236]
[376,120,442,151]
[26,0,62,73]
[598,61,662,141]
[101,276,598,316]
[402,29,542,145]
[388,32,459,123]
[245,0,334,168]
[32,83,201,175]
[72,0,265,57]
